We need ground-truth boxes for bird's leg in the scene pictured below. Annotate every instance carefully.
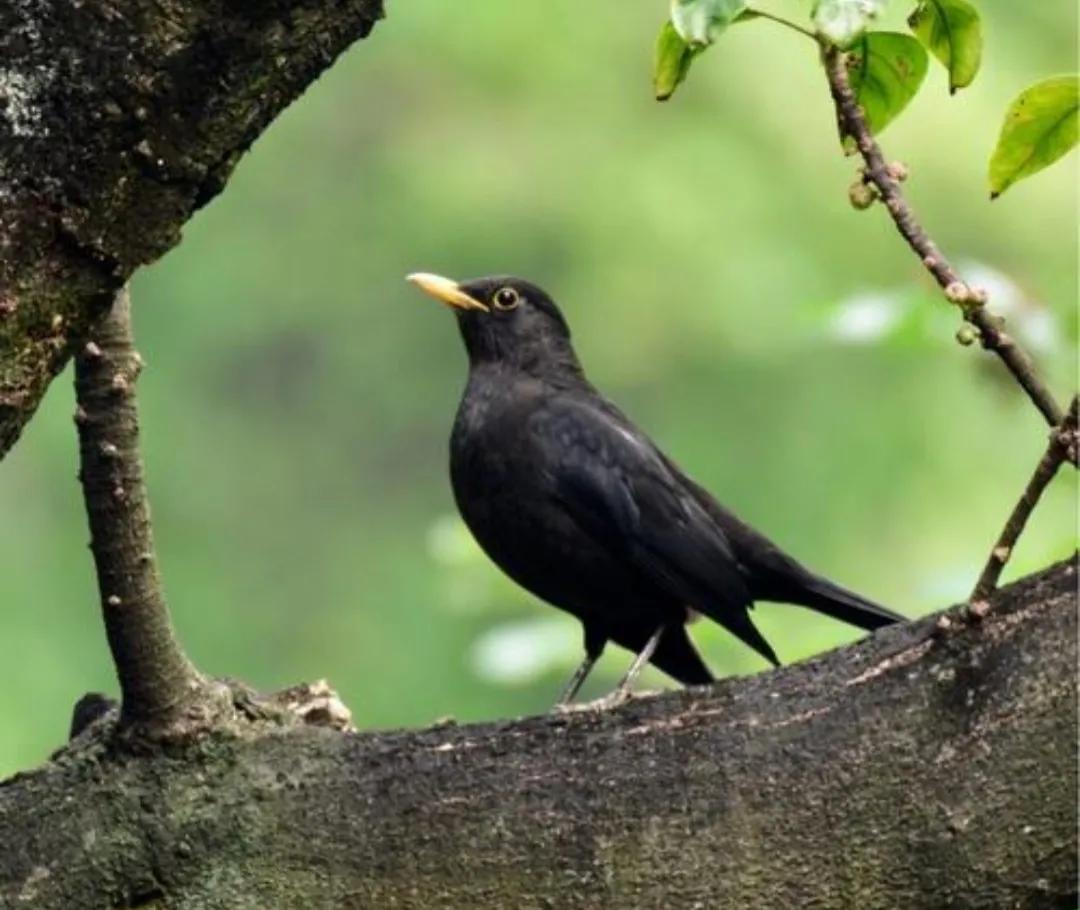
[553,625,608,712]
[554,652,598,709]
[570,626,665,713]
[609,625,664,703]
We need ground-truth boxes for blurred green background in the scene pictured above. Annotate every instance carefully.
[1,1,1076,778]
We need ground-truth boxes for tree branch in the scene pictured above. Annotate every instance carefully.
[1,560,1075,909]
[822,46,1069,430]
[0,0,384,459]
[971,397,1079,605]
[74,288,208,730]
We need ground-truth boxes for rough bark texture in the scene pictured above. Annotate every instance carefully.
[0,0,384,457]
[74,288,212,729]
[1,559,1075,909]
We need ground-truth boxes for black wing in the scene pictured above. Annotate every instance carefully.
[532,397,779,666]
[672,471,905,630]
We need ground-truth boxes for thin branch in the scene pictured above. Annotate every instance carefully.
[822,46,1069,431]
[74,287,205,728]
[970,396,1078,605]
[746,8,817,40]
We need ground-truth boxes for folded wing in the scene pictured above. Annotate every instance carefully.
[533,398,779,666]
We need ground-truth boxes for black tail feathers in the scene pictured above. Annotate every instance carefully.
[798,576,905,631]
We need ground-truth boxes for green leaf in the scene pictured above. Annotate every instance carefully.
[988,75,1078,198]
[908,0,982,93]
[654,20,702,101]
[671,0,747,46]
[813,0,888,47]
[842,32,929,150]
[653,8,760,101]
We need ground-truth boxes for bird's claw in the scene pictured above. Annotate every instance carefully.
[550,701,587,715]
[552,687,647,714]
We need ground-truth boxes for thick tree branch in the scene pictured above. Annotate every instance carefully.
[822,46,1070,430]
[1,560,1075,909]
[971,396,1079,604]
[74,288,210,729]
[0,0,384,459]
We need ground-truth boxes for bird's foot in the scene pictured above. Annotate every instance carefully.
[580,688,632,712]
[553,686,660,714]
[551,700,592,715]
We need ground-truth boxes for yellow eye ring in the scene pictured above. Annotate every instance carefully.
[492,287,522,310]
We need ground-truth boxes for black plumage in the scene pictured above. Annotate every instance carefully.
[409,273,905,706]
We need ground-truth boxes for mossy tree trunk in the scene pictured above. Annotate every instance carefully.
[0,561,1075,909]
[0,0,384,457]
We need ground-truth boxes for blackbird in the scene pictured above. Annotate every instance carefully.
[408,272,904,708]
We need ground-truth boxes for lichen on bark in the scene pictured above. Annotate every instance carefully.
[0,0,385,458]
[0,560,1075,909]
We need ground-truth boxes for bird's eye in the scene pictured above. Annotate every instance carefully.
[492,287,521,311]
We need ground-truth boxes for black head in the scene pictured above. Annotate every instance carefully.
[408,273,581,377]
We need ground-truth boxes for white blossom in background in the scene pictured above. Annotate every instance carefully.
[470,618,579,685]
[828,290,908,344]
[959,260,1061,353]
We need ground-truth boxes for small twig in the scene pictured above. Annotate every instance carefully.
[746,8,818,40]
[822,46,1068,431]
[970,396,1078,607]
[74,287,205,728]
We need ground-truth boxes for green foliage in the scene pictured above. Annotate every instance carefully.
[654,21,700,100]
[670,0,747,46]
[843,32,929,148]
[908,0,983,94]
[988,75,1079,199]
[812,0,888,47]
[653,9,761,100]
[656,0,1077,202]
[653,7,932,143]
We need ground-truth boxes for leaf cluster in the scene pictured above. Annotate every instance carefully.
[653,0,1077,196]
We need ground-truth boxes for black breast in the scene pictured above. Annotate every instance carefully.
[448,373,668,625]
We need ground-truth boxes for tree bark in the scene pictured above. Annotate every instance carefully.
[1,559,1075,909]
[0,0,384,458]
[74,287,214,731]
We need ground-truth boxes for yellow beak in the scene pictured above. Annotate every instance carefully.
[406,273,489,312]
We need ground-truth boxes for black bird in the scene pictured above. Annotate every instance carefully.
[409,273,904,707]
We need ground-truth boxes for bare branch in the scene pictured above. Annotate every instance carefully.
[822,46,1069,429]
[971,396,1079,606]
[74,288,206,729]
